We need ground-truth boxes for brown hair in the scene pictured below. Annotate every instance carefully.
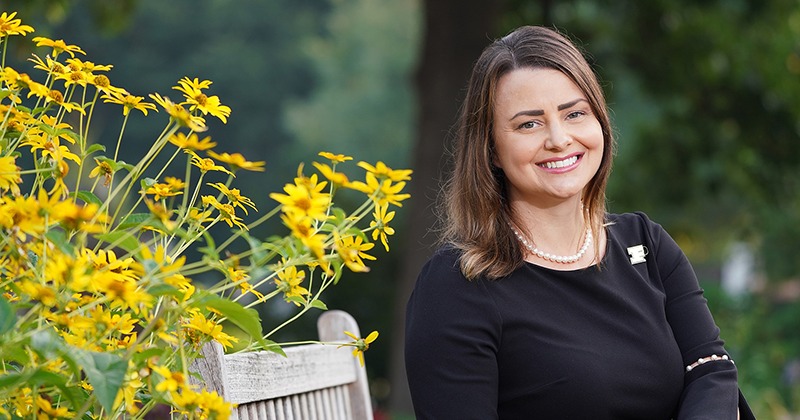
[439,25,615,279]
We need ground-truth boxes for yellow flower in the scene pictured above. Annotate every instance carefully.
[82,249,150,311]
[18,280,58,307]
[275,262,309,306]
[113,369,144,415]
[46,250,92,292]
[54,201,107,233]
[91,74,126,96]
[89,306,138,335]
[88,158,114,186]
[1,66,49,99]
[280,213,327,260]
[318,151,352,163]
[201,195,247,230]
[341,330,379,366]
[335,234,376,273]
[208,182,256,215]
[171,388,232,419]
[312,161,349,187]
[270,172,330,220]
[39,114,76,144]
[225,265,265,301]
[0,155,22,196]
[358,161,412,182]
[143,198,176,232]
[65,57,112,73]
[0,12,34,37]
[35,395,75,418]
[370,203,396,252]
[195,389,233,419]
[150,92,207,132]
[173,77,232,123]
[206,151,265,172]
[46,88,85,114]
[164,176,185,191]
[168,132,217,151]
[152,365,186,393]
[349,172,410,207]
[29,53,64,75]
[182,312,238,349]
[57,58,112,89]
[102,90,157,116]
[190,152,234,176]
[187,207,214,225]
[133,245,190,296]
[1,194,45,240]
[144,182,182,201]
[32,36,85,57]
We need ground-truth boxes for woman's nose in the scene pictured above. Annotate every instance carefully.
[544,121,573,150]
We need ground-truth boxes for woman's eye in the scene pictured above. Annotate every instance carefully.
[519,121,538,130]
[566,111,586,119]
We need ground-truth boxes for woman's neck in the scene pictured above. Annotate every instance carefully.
[511,198,586,256]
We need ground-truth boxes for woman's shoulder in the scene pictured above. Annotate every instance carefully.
[418,245,466,280]
[605,211,665,239]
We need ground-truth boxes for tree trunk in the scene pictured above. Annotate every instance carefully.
[388,0,502,414]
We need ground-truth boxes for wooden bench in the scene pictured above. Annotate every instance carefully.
[191,310,374,420]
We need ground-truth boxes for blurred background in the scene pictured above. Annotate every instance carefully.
[6,0,799,418]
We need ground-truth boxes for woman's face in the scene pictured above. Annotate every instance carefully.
[492,67,603,206]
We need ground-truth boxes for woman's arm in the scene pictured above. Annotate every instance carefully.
[645,217,740,419]
[404,250,502,420]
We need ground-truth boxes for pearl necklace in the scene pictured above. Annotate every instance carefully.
[510,225,593,264]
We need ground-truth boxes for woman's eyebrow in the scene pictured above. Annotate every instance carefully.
[510,98,588,120]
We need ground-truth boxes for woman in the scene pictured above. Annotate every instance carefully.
[404,26,753,419]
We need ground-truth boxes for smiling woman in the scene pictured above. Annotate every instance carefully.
[404,25,755,419]
[492,67,604,209]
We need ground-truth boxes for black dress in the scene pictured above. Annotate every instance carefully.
[405,212,740,419]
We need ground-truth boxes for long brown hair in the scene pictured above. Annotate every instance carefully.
[439,25,615,279]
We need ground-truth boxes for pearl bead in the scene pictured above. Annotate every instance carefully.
[510,224,592,264]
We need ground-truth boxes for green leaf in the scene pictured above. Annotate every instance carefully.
[0,295,15,334]
[286,296,306,306]
[75,190,103,206]
[132,347,168,364]
[0,368,83,408]
[148,283,182,299]
[331,259,345,285]
[195,292,267,347]
[261,339,286,357]
[30,329,64,359]
[85,143,106,155]
[117,213,152,230]
[0,344,29,365]
[45,228,75,256]
[74,350,127,413]
[95,231,140,254]
[243,231,267,264]
[140,177,157,190]
[310,299,328,310]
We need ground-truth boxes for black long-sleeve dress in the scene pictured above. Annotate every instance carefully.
[405,212,740,419]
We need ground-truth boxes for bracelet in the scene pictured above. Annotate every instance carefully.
[685,354,734,372]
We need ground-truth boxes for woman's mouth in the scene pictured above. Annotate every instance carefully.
[536,154,581,170]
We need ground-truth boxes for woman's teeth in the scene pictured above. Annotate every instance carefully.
[538,155,578,169]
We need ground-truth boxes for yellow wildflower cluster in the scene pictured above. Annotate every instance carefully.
[0,11,409,419]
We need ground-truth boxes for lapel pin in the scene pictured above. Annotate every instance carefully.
[627,245,647,265]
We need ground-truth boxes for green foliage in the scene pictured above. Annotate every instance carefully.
[704,282,800,417]
[283,0,421,166]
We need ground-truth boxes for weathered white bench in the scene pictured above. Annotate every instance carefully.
[191,310,374,420]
